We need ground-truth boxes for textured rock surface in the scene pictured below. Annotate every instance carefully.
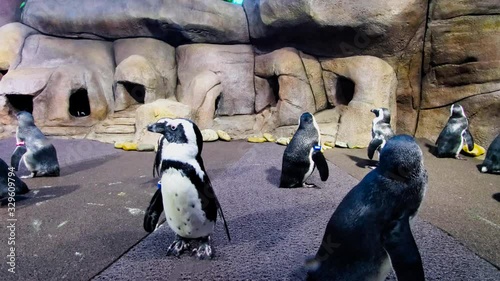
[134,99,193,146]
[0,35,114,127]
[418,0,500,146]
[113,38,176,111]
[255,48,315,126]
[21,0,249,44]
[244,0,427,57]
[0,0,22,27]
[0,23,37,71]
[321,56,398,147]
[176,44,255,116]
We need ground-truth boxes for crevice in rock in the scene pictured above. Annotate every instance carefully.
[266,75,280,105]
[6,94,33,113]
[335,76,355,106]
[214,94,222,116]
[422,88,500,110]
[69,88,91,117]
[119,81,146,103]
[437,12,500,21]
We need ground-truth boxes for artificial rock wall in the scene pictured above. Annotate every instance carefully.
[0,0,498,147]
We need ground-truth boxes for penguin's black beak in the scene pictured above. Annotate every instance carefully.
[370,109,375,113]
[147,123,165,134]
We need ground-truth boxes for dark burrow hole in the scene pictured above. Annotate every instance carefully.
[267,75,280,105]
[0,69,7,80]
[121,81,146,103]
[335,76,355,106]
[69,88,91,117]
[214,95,222,116]
[6,94,33,113]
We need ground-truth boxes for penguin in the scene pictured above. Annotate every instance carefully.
[12,111,60,177]
[368,108,395,160]
[143,118,230,259]
[435,104,474,159]
[480,134,500,174]
[306,135,427,281]
[0,158,29,200]
[279,112,329,188]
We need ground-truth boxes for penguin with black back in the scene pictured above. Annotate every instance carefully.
[435,104,474,159]
[307,135,427,281]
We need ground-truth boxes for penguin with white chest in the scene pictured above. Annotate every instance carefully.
[307,135,427,281]
[11,111,60,177]
[143,118,230,259]
[280,112,329,188]
[368,108,395,160]
[435,104,474,159]
[480,133,500,174]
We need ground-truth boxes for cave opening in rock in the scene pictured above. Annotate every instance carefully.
[214,94,222,116]
[267,75,280,105]
[69,88,91,117]
[335,76,355,105]
[0,69,7,81]
[6,94,33,113]
[121,81,146,103]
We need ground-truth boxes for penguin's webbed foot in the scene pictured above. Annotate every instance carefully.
[166,236,191,257]
[303,182,320,189]
[455,155,467,160]
[192,236,214,260]
[21,172,36,179]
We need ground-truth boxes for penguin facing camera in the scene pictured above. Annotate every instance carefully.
[480,134,500,174]
[279,112,329,188]
[0,158,29,200]
[12,111,60,178]
[435,104,474,159]
[143,117,230,259]
[368,108,395,161]
[307,135,427,281]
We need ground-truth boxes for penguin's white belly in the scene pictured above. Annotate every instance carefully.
[161,169,214,239]
[303,149,315,182]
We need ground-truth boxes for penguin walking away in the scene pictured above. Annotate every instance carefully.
[480,134,500,174]
[307,135,427,281]
[435,104,474,159]
[280,112,329,188]
[11,111,60,177]
[0,158,29,200]
[368,108,395,160]
[143,118,230,259]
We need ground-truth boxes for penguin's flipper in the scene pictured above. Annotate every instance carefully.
[312,150,329,181]
[383,216,425,281]
[368,137,383,160]
[153,136,164,177]
[143,189,164,233]
[11,145,27,171]
[464,129,474,151]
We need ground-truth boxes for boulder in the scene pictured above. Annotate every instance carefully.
[315,108,342,144]
[321,56,397,147]
[0,23,38,71]
[0,34,114,127]
[134,99,193,146]
[21,0,248,44]
[255,48,316,126]
[201,129,219,142]
[300,52,329,112]
[212,115,257,140]
[113,38,177,110]
[254,76,277,113]
[176,44,254,116]
[244,0,427,57]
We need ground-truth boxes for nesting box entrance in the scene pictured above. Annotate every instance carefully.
[69,88,91,117]
[120,81,146,104]
[6,94,33,113]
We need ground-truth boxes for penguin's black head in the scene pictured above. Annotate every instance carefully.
[298,112,316,129]
[371,108,391,123]
[16,111,35,126]
[450,104,466,118]
[378,134,424,181]
[147,118,203,154]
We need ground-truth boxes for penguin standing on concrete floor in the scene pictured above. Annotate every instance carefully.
[143,118,230,259]
[307,135,427,281]
[280,112,329,188]
[480,134,500,174]
[435,104,474,159]
[0,158,29,200]
[368,108,395,160]
[11,111,60,177]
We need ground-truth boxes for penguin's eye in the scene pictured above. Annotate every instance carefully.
[170,124,177,131]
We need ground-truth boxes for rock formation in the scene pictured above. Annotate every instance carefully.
[0,0,497,148]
